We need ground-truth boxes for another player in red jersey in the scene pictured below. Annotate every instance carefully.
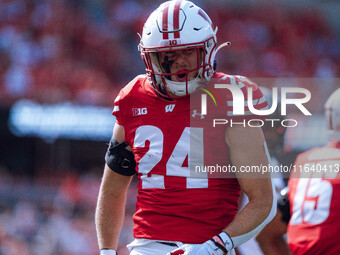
[288,88,340,255]
[95,1,276,255]
[257,88,340,255]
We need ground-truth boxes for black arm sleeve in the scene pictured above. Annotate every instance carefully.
[105,137,136,176]
[277,187,290,224]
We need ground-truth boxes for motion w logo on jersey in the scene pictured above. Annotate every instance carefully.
[165,104,175,113]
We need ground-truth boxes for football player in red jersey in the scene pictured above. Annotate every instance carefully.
[257,88,340,255]
[95,1,276,255]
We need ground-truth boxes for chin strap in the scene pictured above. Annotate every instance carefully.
[164,76,202,96]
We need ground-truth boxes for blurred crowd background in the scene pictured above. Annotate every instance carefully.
[0,0,339,254]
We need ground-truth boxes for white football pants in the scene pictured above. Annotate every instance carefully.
[127,238,236,255]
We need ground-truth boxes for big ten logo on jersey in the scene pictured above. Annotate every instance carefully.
[132,108,147,116]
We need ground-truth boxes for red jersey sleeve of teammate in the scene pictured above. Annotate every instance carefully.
[226,75,268,121]
[287,143,340,254]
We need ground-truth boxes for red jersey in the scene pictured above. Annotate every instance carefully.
[112,72,267,243]
[288,141,340,255]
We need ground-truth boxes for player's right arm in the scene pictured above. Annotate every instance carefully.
[95,123,134,252]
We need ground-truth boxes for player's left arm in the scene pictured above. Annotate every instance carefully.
[256,186,290,255]
[223,125,276,247]
[256,209,290,255]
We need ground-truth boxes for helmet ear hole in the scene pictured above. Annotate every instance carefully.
[213,60,217,71]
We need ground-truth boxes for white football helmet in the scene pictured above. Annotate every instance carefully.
[325,88,340,141]
[138,0,218,98]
